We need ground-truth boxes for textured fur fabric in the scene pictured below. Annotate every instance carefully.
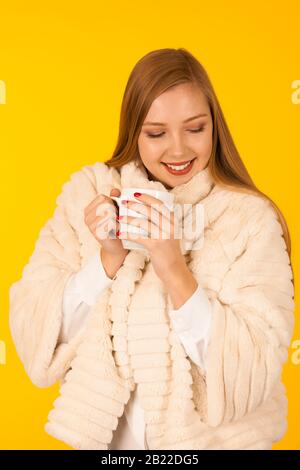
[9,160,295,450]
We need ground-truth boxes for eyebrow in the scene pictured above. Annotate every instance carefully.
[142,113,208,126]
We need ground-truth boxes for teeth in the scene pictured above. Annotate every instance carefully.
[166,161,191,170]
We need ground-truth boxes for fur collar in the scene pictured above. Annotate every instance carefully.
[119,159,215,206]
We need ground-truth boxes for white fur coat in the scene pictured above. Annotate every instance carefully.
[9,160,295,450]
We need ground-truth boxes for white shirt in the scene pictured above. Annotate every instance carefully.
[58,252,212,450]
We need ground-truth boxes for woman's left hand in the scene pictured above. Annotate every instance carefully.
[118,192,186,281]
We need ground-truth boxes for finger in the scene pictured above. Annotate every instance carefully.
[95,217,119,240]
[120,217,161,240]
[84,193,107,214]
[119,229,150,249]
[132,193,173,217]
[85,200,116,226]
[131,213,173,240]
[121,205,174,237]
[85,193,115,218]
[90,212,115,231]
[124,200,173,227]
[85,207,106,226]
[110,188,121,197]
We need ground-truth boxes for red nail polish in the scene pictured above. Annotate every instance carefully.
[116,215,123,220]
[116,230,120,236]
[134,192,141,197]
[122,200,129,205]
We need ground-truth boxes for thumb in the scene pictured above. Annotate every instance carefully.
[110,187,121,197]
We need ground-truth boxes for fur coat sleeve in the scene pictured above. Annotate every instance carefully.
[9,164,117,387]
[190,194,295,428]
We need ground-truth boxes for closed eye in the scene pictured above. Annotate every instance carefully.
[146,127,205,138]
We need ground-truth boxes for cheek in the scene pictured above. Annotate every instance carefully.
[194,134,213,155]
[140,140,163,161]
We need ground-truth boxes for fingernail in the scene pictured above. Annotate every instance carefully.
[122,200,129,205]
[116,215,123,220]
[116,230,120,236]
[134,192,142,197]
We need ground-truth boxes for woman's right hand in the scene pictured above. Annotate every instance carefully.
[84,188,127,257]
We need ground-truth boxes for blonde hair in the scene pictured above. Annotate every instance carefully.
[105,48,293,282]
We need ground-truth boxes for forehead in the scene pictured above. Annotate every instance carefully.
[144,83,209,122]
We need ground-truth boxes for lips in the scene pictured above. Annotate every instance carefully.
[162,157,196,175]
[162,159,193,166]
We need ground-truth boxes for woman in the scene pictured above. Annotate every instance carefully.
[9,48,295,450]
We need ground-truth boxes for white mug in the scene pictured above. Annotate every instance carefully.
[111,188,174,252]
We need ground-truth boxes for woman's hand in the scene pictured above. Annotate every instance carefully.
[84,188,128,258]
[118,193,187,281]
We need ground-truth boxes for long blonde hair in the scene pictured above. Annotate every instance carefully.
[104,48,293,281]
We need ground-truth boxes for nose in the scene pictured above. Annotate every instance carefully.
[167,133,187,156]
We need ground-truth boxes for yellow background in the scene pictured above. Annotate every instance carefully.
[0,0,299,450]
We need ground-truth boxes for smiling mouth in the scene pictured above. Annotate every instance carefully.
[161,157,197,174]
